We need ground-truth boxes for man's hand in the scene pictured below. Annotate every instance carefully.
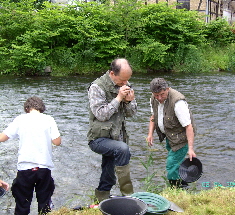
[116,85,133,102]
[0,180,9,191]
[146,135,154,147]
[123,88,135,102]
[188,147,196,161]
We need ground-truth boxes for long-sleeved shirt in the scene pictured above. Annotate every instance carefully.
[88,83,137,122]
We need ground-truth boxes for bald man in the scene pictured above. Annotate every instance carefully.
[87,58,137,202]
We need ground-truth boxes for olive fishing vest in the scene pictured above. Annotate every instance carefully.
[87,72,129,143]
[151,88,196,151]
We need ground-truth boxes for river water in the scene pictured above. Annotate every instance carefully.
[0,72,235,214]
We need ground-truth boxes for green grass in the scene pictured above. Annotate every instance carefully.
[48,187,235,215]
[162,187,235,215]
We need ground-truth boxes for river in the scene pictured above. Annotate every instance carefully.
[0,72,235,214]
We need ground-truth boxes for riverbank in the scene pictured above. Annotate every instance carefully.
[1,0,235,76]
[48,187,235,215]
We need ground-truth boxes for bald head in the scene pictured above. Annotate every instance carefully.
[109,58,132,86]
[110,58,132,76]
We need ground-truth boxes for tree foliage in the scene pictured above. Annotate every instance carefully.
[0,0,234,75]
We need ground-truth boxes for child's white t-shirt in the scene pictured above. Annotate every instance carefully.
[3,112,60,170]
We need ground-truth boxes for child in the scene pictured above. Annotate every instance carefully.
[0,96,61,215]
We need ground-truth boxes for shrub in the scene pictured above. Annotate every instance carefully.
[0,0,234,75]
[203,18,235,46]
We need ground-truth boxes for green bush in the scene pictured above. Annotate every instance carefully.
[126,39,170,72]
[140,3,205,48]
[172,44,203,73]
[0,0,235,75]
[203,18,235,46]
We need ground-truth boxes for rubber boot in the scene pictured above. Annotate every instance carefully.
[95,189,110,203]
[169,180,188,189]
[168,180,181,188]
[180,180,189,189]
[115,164,134,196]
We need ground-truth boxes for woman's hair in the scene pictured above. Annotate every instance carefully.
[24,96,46,113]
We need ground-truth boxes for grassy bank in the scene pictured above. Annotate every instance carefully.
[48,187,235,215]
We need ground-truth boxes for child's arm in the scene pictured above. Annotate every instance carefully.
[0,133,9,142]
[52,136,61,146]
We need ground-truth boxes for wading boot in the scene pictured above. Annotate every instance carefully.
[180,180,189,189]
[94,188,110,203]
[169,180,188,189]
[115,164,134,196]
[169,180,181,188]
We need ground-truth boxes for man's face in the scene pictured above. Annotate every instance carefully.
[153,88,169,104]
[110,69,132,87]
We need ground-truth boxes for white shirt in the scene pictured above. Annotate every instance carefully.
[150,99,191,134]
[3,112,60,170]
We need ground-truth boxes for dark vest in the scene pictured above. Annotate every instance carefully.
[151,88,196,151]
[87,72,129,143]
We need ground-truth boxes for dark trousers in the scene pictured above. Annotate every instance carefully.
[11,168,55,215]
[89,137,131,191]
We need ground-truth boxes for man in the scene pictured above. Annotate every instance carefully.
[0,96,61,215]
[88,58,137,202]
[146,78,196,188]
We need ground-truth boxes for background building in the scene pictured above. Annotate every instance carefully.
[52,0,235,23]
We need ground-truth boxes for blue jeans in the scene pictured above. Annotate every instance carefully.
[89,137,131,191]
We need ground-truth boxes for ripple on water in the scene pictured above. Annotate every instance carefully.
[0,73,235,213]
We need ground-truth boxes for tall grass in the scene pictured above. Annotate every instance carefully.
[171,44,235,73]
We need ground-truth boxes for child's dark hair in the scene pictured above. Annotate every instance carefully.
[24,96,46,113]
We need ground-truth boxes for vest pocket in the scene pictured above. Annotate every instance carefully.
[100,124,112,138]
[164,115,179,129]
[168,131,187,145]
[90,122,112,139]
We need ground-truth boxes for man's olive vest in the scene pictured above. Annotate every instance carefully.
[151,88,196,151]
[87,72,129,143]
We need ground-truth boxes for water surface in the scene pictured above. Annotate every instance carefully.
[0,72,235,213]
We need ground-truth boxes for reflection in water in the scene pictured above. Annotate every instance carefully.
[0,72,235,214]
